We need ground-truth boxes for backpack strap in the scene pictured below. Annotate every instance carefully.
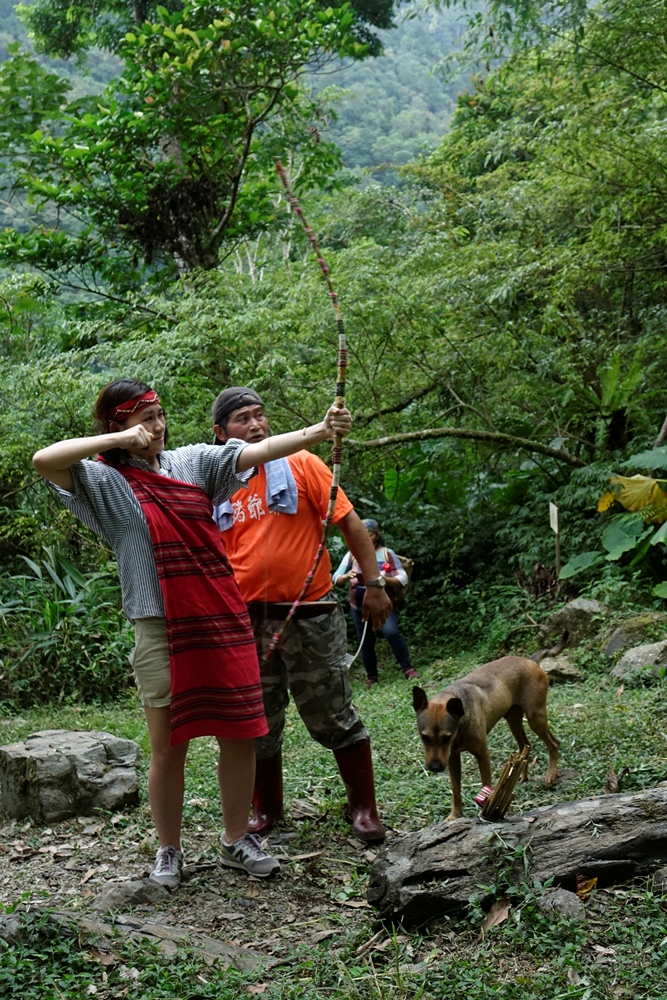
[339,551,353,577]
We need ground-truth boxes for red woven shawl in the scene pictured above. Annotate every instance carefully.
[119,465,267,746]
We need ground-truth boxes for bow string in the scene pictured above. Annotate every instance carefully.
[264,161,348,660]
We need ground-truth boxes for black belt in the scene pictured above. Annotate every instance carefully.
[246,600,338,621]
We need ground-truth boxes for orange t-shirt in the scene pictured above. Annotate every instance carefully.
[221,451,353,603]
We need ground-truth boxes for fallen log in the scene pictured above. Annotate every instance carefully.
[367,787,667,924]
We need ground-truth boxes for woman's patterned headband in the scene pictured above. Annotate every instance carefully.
[104,390,160,424]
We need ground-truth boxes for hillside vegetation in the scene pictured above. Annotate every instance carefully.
[311,12,466,169]
[0,0,666,698]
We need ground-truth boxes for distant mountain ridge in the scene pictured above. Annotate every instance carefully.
[311,12,467,171]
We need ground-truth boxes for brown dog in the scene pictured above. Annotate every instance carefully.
[413,635,565,820]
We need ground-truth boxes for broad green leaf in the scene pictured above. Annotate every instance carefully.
[651,521,667,546]
[653,583,667,599]
[629,532,655,568]
[624,447,667,471]
[558,551,603,579]
[601,517,645,556]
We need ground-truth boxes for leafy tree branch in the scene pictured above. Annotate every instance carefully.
[348,427,587,467]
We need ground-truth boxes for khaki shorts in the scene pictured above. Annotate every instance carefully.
[130,617,171,708]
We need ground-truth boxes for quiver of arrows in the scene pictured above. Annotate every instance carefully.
[479,744,531,821]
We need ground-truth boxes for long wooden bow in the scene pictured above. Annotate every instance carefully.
[264,161,347,660]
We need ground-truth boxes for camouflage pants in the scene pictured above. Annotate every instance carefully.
[249,598,368,758]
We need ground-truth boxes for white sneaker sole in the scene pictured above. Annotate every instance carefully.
[219,852,280,878]
[149,873,181,890]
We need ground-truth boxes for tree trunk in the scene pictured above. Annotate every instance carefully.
[654,413,667,448]
[367,787,667,924]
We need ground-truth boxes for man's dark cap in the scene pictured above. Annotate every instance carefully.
[211,387,264,428]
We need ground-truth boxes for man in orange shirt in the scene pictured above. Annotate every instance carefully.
[212,387,391,842]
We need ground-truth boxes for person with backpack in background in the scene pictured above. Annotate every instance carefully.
[333,518,418,688]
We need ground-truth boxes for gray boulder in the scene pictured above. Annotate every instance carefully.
[602,613,667,659]
[539,655,583,684]
[0,730,140,823]
[91,879,170,913]
[543,599,608,645]
[538,888,586,921]
[0,913,23,943]
[611,641,667,685]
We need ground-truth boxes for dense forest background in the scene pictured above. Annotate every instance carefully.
[1,0,666,704]
[309,12,464,170]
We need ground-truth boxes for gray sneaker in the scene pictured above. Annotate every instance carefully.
[219,833,281,878]
[149,845,183,890]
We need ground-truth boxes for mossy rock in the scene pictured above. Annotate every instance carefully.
[542,598,608,645]
[601,612,667,659]
[611,640,667,686]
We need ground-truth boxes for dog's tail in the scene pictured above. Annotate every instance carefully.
[529,629,569,664]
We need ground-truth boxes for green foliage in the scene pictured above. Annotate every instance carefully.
[624,446,667,472]
[0,548,133,706]
[0,273,57,359]
[557,471,667,591]
[4,0,667,671]
[0,913,102,999]
[601,515,649,561]
[428,0,667,94]
[0,0,363,286]
[19,0,399,61]
[558,550,603,580]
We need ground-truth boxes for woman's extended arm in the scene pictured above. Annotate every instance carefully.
[337,511,392,629]
[236,406,352,473]
[33,426,154,492]
[332,552,355,587]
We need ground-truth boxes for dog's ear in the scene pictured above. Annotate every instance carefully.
[412,686,429,713]
[446,697,464,719]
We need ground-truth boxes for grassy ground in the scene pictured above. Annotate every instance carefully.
[1,640,667,999]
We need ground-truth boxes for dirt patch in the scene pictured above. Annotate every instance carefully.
[0,811,388,962]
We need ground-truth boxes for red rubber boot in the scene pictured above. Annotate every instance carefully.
[333,740,386,842]
[247,751,284,835]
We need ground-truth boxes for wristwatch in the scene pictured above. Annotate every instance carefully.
[366,576,386,588]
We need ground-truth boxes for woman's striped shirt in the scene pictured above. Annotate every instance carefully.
[48,441,254,621]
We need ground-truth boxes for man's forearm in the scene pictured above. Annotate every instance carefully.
[237,423,329,472]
